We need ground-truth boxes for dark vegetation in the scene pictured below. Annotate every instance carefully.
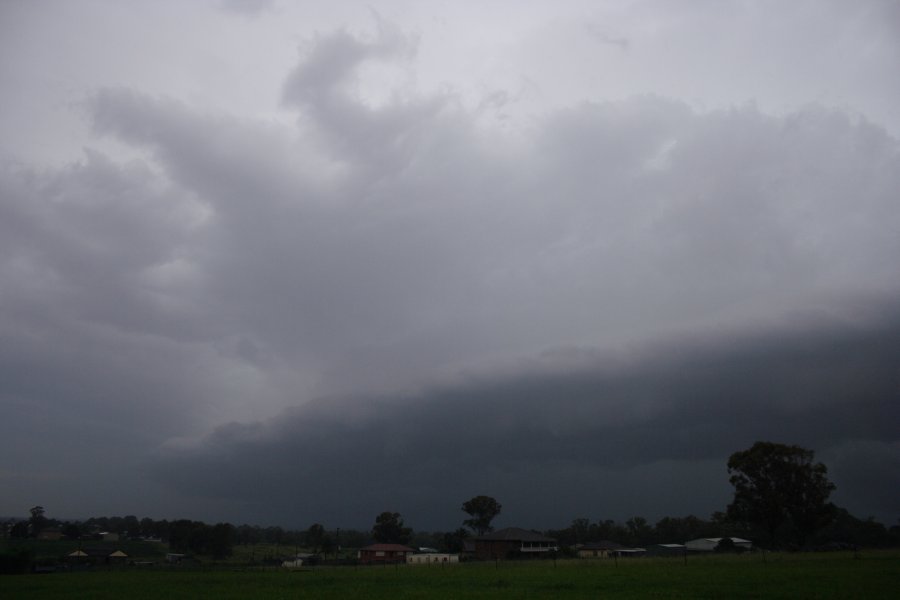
[3,442,899,575]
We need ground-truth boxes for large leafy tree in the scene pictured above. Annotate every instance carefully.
[461,495,502,535]
[371,512,412,544]
[727,441,835,547]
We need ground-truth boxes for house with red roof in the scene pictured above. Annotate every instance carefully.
[474,527,559,559]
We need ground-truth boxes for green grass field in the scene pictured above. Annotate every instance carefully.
[2,551,898,599]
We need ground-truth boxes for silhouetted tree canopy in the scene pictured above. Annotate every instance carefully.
[461,495,502,535]
[371,511,412,544]
[727,441,836,547]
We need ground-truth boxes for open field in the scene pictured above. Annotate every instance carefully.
[2,551,899,599]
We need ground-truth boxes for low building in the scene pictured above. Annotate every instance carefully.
[80,548,128,564]
[685,537,752,552]
[474,527,558,560]
[66,550,89,562]
[577,540,624,558]
[407,553,459,565]
[358,543,416,564]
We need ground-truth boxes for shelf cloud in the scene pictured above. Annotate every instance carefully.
[1,1,898,529]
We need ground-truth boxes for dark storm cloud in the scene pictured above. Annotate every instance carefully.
[146,308,900,528]
[3,15,900,525]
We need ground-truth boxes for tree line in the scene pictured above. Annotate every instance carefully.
[5,442,899,557]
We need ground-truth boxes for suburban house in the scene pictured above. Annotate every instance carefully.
[576,540,625,558]
[71,548,129,564]
[474,527,559,559]
[357,543,416,564]
[685,537,752,552]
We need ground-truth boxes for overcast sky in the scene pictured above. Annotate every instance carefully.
[1,0,898,532]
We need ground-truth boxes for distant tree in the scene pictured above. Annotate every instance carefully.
[263,525,286,545]
[461,495,502,535]
[337,529,370,549]
[372,512,412,544]
[625,516,654,546]
[28,506,47,537]
[10,521,29,539]
[188,523,214,555]
[61,522,82,540]
[236,524,261,546]
[306,523,329,554]
[589,519,627,543]
[169,519,204,553]
[813,507,893,548]
[442,528,469,553]
[654,514,719,544]
[570,518,590,544]
[121,515,140,538]
[727,441,836,547]
[208,523,235,559]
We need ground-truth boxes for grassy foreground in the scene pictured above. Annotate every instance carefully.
[2,551,899,599]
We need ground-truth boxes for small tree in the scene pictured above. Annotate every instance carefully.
[28,506,47,537]
[461,495,502,536]
[372,512,412,544]
[306,523,329,554]
[727,441,835,547]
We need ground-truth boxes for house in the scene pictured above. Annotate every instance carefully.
[66,550,88,562]
[474,527,559,559]
[577,540,624,558]
[358,543,416,564]
[685,537,752,552]
[80,548,128,564]
[407,553,459,565]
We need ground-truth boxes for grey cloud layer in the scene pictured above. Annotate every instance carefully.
[2,20,899,524]
[148,309,900,528]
